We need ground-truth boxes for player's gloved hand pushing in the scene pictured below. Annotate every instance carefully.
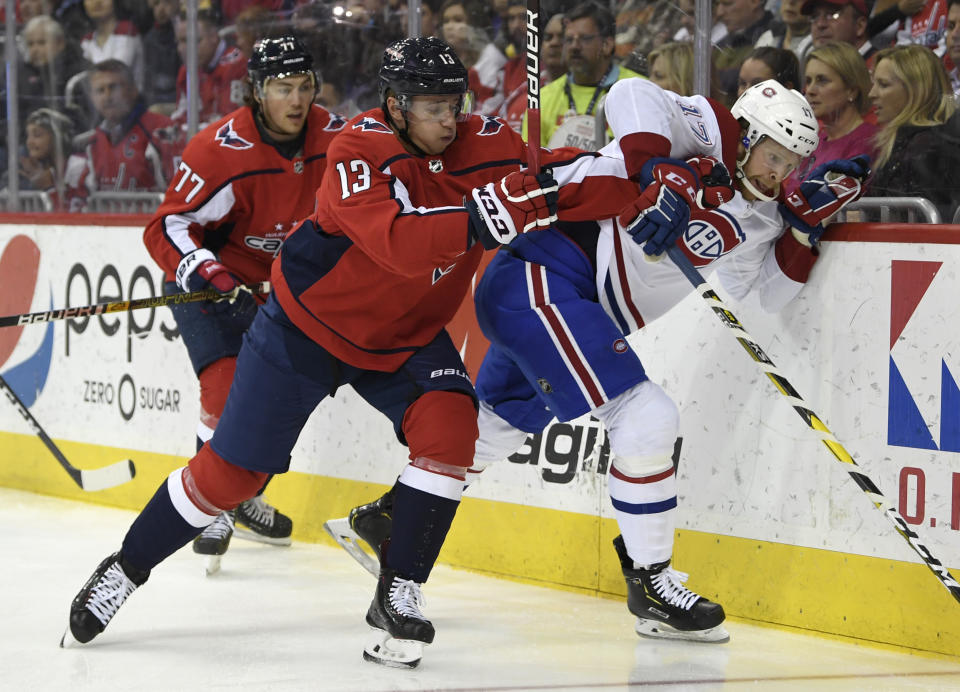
[465,169,559,250]
[779,155,871,247]
[176,248,255,311]
[618,156,734,257]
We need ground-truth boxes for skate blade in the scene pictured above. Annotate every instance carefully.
[204,554,222,576]
[59,626,82,648]
[634,618,730,643]
[323,517,379,577]
[362,628,424,668]
[234,525,292,546]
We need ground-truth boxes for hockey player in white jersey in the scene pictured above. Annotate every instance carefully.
[325,78,870,643]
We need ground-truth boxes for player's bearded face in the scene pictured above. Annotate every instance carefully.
[739,137,802,200]
[258,74,316,140]
[395,94,464,155]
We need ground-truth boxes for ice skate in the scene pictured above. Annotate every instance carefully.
[363,567,434,668]
[235,495,292,546]
[193,510,235,575]
[324,488,393,577]
[614,535,729,643]
[60,552,149,647]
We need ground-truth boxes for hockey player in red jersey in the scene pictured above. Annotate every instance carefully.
[61,36,635,667]
[327,78,871,643]
[141,36,346,573]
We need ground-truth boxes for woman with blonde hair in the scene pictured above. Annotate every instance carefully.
[647,42,694,95]
[869,44,960,221]
[785,40,878,195]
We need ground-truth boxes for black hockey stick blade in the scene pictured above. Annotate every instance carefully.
[665,244,960,606]
[0,375,136,491]
[0,281,271,329]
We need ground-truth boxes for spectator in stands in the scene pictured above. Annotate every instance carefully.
[66,59,178,209]
[18,14,90,126]
[714,0,775,102]
[20,0,55,24]
[80,0,145,89]
[220,0,285,25]
[317,74,360,117]
[498,10,566,131]
[796,0,875,66]
[869,45,960,221]
[786,40,878,194]
[1,107,84,209]
[495,0,530,118]
[672,0,728,46]
[755,0,810,54]
[529,1,641,149]
[171,8,247,128]
[647,41,694,94]
[737,46,801,96]
[235,4,274,60]
[440,0,506,114]
[614,0,687,62]
[141,0,179,111]
[945,0,960,97]
[868,0,933,51]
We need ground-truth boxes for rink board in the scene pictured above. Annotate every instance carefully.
[0,219,958,657]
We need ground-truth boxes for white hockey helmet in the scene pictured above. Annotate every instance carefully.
[730,79,818,200]
[731,79,819,157]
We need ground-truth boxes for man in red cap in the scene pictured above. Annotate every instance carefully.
[798,0,876,66]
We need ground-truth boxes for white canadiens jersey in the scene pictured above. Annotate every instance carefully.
[574,78,812,334]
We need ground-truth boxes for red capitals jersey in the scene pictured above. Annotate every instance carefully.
[67,106,179,206]
[144,104,347,285]
[272,109,637,372]
[172,44,247,126]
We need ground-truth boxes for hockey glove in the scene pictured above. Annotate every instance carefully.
[618,182,690,257]
[684,155,736,209]
[779,156,869,246]
[466,170,559,250]
[176,248,254,309]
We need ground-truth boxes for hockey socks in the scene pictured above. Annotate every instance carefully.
[384,465,462,583]
[608,461,676,566]
[120,469,216,572]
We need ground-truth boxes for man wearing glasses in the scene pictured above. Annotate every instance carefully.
[523,1,641,151]
[796,0,876,66]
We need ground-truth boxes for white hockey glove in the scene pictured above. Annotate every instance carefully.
[465,170,559,250]
[176,249,254,310]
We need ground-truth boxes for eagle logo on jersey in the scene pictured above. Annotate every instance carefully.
[325,114,347,131]
[353,117,392,133]
[681,209,746,265]
[477,116,505,136]
[432,262,456,284]
[215,119,254,150]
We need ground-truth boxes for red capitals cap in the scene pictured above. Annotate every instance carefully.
[801,0,869,17]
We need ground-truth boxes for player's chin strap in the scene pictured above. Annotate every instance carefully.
[735,136,778,203]
[382,105,433,158]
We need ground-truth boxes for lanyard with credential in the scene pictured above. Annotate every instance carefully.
[563,64,617,116]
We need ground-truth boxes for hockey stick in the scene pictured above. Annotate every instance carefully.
[664,243,960,605]
[0,282,271,329]
[525,0,541,173]
[0,373,135,491]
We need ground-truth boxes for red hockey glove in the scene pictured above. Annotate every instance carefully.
[684,155,735,209]
[466,170,559,250]
[618,182,690,256]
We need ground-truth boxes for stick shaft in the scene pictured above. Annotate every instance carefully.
[0,281,270,329]
[665,244,960,605]
[525,0,541,173]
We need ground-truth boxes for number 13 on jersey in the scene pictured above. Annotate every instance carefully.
[336,159,372,199]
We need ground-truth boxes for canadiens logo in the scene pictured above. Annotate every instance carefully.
[353,117,392,133]
[325,114,347,131]
[478,116,505,136]
[681,209,746,265]
[762,86,776,97]
[215,119,254,150]
[429,159,443,173]
[612,338,628,353]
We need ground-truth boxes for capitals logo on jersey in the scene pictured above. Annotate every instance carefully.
[681,207,745,266]
[477,115,505,136]
[324,114,348,132]
[353,117,392,133]
[215,119,254,150]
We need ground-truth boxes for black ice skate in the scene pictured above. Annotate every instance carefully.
[614,535,729,643]
[235,495,293,545]
[363,566,434,668]
[193,510,235,576]
[323,487,394,577]
[60,552,149,647]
